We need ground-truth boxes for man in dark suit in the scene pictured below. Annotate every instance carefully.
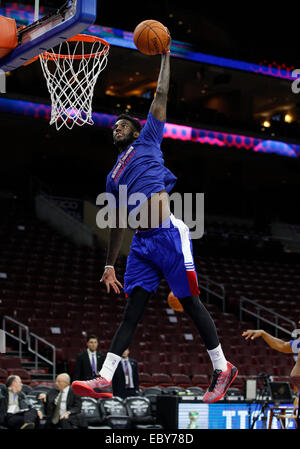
[38,373,87,429]
[73,335,105,381]
[112,348,140,399]
[0,375,41,429]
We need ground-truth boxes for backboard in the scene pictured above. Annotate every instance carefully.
[0,0,97,72]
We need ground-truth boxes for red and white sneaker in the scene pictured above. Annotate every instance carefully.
[203,361,238,403]
[72,377,113,399]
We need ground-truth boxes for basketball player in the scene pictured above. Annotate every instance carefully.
[242,323,300,386]
[243,323,300,426]
[72,39,238,403]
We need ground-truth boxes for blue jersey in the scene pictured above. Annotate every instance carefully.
[290,338,300,361]
[106,112,177,212]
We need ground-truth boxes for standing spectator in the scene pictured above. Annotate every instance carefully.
[38,373,87,429]
[112,348,140,399]
[73,335,105,381]
[0,375,42,429]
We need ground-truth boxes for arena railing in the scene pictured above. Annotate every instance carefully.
[28,332,56,382]
[197,274,226,312]
[239,296,297,337]
[2,315,56,381]
[2,315,29,358]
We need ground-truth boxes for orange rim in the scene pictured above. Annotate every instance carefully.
[40,34,110,61]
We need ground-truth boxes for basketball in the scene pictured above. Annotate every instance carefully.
[133,20,171,56]
[168,291,183,312]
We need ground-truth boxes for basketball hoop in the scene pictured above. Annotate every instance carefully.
[39,34,110,130]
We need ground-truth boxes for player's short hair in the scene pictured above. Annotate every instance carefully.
[114,114,142,133]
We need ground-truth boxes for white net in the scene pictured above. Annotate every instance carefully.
[39,35,109,131]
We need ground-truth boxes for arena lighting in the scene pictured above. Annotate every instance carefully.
[263,120,271,128]
[284,113,293,123]
[0,97,299,157]
[0,3,297,80]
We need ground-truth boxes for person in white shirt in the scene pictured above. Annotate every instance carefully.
[38,373,87,429]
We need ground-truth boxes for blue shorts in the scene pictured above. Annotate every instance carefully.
[124,214,200,299]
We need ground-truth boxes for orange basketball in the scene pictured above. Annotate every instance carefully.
[168,291,183,312]
[133,20,171,56]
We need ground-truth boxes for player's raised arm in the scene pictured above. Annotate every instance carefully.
[150,49,170,122]
[242,329,293,353]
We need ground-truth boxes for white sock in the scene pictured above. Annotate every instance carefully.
[99,352,122,381]
[207,344,227,372]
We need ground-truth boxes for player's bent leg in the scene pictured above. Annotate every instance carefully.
[179,296,220,350]
[178,295,238,403]
[72,287,151,398]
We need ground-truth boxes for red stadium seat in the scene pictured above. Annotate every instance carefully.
[151,373,173,386]
[191,374,209,388]
[160,362,180,375]
[171,374,192,387]
[178,363,192,375]
[139,372,154,386]
[0,357,22,370]
[142,361,163,374]
[0,368,8,382]
[189,362,210,376]
[237,364,259,376]
[191,363,211,375]
[6,368,31,384]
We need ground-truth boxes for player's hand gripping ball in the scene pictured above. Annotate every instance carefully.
[133,20,171,55]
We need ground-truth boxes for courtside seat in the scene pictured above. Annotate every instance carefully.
[80,397,110,429]
[186,386,205,396]
[141,386,163,396]
[21,384,32,395]
[25,392,46,425]
[98,397,132,429]
[31,384,52,394]
[125,396,156,428]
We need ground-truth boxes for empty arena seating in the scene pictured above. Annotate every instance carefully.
[0,210,299,391]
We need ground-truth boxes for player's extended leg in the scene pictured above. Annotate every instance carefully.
[72,286,151,398]
[178,295,238,403]
[159,215,238,403]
